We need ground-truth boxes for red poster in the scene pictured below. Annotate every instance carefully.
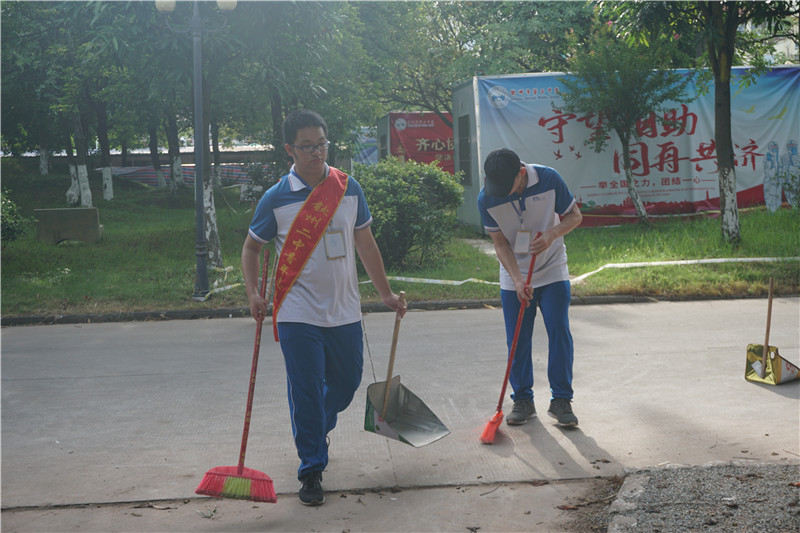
[389,112,454,174]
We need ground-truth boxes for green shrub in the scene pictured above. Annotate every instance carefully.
[354,157,464,269]
[1,188,32,250]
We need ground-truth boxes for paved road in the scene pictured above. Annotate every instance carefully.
[2,298,798,532]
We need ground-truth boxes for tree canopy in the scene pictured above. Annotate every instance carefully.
[558,25,695,224]
[1,1,796,228]
[597,0,799,243]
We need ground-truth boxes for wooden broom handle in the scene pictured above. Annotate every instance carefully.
[382,291,406,419]
[238,247,270,471]
[761,277,774,379]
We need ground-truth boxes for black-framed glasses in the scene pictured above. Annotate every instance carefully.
[292,140,330,153]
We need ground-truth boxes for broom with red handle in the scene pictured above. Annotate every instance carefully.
[195,247,277,502]
[480,233,541,444]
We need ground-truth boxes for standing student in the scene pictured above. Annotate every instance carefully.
[477,148,583,427]
[242,109,405,506]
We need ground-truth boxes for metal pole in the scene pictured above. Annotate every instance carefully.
[191,0,209,300]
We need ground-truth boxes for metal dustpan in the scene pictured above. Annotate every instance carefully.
[745,278,800,385]
[364,293,450,447]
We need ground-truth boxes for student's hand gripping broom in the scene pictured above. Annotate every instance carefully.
[195,248,277,503]
[481,234,540,444]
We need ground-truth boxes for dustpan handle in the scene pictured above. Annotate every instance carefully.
[761,277,774,379]
[382,291,406,419]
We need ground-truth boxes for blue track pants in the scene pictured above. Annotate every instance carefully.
[278,321,363,479]
[500,280,574,402]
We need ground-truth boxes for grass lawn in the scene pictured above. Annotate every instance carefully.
[2,158,798,318]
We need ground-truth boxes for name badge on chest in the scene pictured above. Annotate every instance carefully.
[514,230,531,254]
[324,229,346,259]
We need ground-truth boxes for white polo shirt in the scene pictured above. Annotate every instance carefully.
[477,163,576,290]
[248,164,372,327]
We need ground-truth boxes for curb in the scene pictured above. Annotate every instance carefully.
[607,472,650,532]
[0,296,656,327]
[0,294,770,327]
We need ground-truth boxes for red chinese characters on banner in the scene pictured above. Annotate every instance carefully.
[543,106,765,179]
[389,112,455,174]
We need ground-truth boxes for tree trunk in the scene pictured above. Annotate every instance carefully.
[211,121,221,187]
[620,132,649,224]
[202,76,222,268]
[707,1,741,244]
[101,167,113,201]
[94,99,114,201]
[204,180,222,268]
[120,139,128,167]
[148,122,167,188]
[66,168,80,206]
[64,117,80,205]
[38,146,49,176]
[66,159,80,207]
[715,69,740,243]
[69,112,92,208]
[77,164,92,208]
[165,113,184,191]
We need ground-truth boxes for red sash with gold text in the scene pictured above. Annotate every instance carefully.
[272,167,348,341]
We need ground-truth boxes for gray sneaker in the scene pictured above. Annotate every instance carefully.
[506,399,536,425]
[548,398,578,426]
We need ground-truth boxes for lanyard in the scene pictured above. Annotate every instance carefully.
[510,197,526,228]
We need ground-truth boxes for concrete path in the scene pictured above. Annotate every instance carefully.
[2,298,799,532]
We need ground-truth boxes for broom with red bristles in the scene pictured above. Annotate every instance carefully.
[196,248,277,503]
[480,234,541,444]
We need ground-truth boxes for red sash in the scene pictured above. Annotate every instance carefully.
[273,167,348,341]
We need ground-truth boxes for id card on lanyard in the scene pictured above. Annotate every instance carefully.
[511,197,529,254]
[514,230,531,254]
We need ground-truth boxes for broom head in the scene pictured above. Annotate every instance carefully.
[480,410,504,444]
[195,465,277,503]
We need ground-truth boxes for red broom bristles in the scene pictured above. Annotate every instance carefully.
[196,466,277,503]
[479,411,504,444]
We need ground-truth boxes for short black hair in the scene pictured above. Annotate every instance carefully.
[283,109,328,145]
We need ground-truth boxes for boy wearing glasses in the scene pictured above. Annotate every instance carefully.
[241,109,405,506]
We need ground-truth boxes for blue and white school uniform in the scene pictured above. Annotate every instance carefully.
[249,163,370,479]
[477,163,577,402]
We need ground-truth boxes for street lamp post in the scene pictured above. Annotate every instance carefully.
[188,1,208,301]
[156,0,236,301]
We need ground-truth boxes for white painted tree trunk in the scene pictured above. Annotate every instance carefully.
[719,166,740,243]
[203,180,223,268]
[77,164,93,208]
[171,155,184,191]
[155,168,167,188]
[102,167,114,201]
[38,150,49,175]
[66,164,80,206]
[624,165,649,224]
